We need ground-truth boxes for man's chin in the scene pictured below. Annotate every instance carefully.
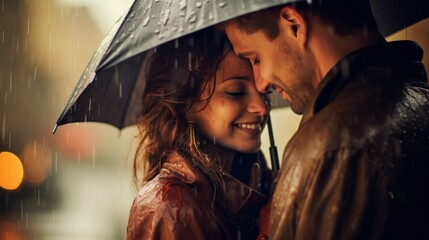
[289,102,305,115]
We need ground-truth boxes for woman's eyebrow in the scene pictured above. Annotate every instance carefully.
[237,51,254,59]
[223,75,250,82]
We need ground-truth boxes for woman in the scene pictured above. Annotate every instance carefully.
[127,27,273,240]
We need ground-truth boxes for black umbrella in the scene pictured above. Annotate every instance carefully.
[53,0,429,170]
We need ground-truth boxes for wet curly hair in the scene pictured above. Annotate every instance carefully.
[133,27,231,188]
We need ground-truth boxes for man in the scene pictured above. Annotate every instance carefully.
[225,1,429,239]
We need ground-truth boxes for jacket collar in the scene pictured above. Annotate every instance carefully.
[300,40,426,126]
[163,151,268,223]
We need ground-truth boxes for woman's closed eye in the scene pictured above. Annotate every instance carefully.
[225,91,246,97]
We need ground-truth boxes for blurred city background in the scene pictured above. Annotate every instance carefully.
[0,0,428,239]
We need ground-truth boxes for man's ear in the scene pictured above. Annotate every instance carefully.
[279,6,308,47]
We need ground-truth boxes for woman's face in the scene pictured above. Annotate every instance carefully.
[192,51,270,153]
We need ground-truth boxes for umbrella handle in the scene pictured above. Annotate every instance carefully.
[267,115,280,171]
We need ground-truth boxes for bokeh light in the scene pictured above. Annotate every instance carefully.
[21,141,51,186]
[0,151,24,190]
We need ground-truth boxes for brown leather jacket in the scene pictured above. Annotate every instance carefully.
[127,151,273,240]
[270,41,429,240]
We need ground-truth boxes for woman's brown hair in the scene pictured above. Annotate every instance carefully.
[133,27,230,188]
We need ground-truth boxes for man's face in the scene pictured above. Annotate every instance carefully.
[225,21,317,114]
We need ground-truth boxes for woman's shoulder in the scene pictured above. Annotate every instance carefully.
[127,175,220,239]
[132,175,197,210]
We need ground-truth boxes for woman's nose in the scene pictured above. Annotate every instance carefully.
[248,92,270,115]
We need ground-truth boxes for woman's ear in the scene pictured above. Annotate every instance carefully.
[279,6,308,47]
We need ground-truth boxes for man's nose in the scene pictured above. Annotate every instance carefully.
[253,66,271,94]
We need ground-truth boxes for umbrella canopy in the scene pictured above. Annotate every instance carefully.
[54,0,296,132]
[54,0,429,132]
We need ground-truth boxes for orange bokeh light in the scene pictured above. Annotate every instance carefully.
[0,151,24,190]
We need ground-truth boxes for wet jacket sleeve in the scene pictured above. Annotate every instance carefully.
[127,180,221,240]
[270,147,389,240]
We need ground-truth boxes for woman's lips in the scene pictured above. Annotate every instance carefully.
[236,122,264,135]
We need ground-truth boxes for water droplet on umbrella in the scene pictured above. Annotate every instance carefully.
[208,12,214,20]
[154,29,160,34]
[218,1,226,8]
[196,2,202,8]
[188,12,197,23]
[142,16,150,26]
[179,0,187,10]
[161,9,170,25]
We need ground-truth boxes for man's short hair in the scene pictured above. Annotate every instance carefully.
[234,1,378,39]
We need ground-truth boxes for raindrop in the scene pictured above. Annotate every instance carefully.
[142,16,150,26]
[179,0,187,10]
[20,200,24,220]
[389,191,394,199]
[154,28,160,34]
[161,9,170,25]
[2,112,5,142]
[119,83,122,98]
[9,73,12,92]
[188,12,197,23]
[175,39,179,48]
[218,1,226,8]
[33,66,37,82]
[208,12,214,20]
[1,30,4,43]
[37,187,41,206]
[3,92,6,105]
[174,59,178,69]
[92,147,96,170]
[196,1,202,8]
[55,152,58,174]
[188,53,192,71]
